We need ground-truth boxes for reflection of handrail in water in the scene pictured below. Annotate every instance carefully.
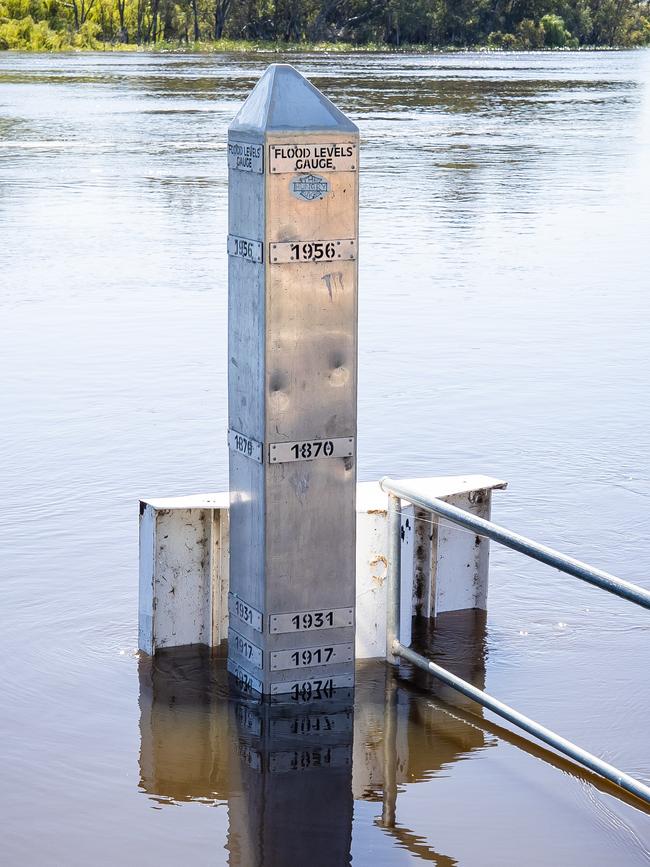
[420,691,650,815]
[381,480,650,808]
[378,674,457,866]
[375,819,457,866]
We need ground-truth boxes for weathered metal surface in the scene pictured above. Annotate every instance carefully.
[227,64,359,693]
[435,490,490,614]
[138,505,212,652]
[139,476,504,659]
[211,505,230,645]
[398,503,414,648]
[137,476,506,658]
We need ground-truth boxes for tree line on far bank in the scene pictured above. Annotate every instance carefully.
[1,0,649,50]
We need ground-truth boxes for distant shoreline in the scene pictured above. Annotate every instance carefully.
[2,42,646,54]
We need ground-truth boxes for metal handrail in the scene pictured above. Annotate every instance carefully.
[380,477,650,611]
[380,480,650,807]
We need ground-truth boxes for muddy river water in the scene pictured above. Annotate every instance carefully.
[1,49,649,864]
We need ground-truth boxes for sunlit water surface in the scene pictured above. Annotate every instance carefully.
[1,50,649,866]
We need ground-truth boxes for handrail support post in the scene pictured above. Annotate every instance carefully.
[386,492,401,665]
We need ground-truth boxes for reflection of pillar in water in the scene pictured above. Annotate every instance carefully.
[138,654,355,865]
[138,648,231,803]
[228,689,355,867]
[138,616,493,865]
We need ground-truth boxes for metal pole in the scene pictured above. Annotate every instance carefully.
[380,477,650,612]
[386,492,401,664]
[394,641,650,806]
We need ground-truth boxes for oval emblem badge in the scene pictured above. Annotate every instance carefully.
[289,174,331,202]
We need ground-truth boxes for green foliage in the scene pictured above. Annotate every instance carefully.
[516,18,545,48]
[540,13,574,46]
[0,14,67,47]
[0,0,649,50]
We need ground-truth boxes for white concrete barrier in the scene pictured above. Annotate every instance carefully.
[139,474,506,659]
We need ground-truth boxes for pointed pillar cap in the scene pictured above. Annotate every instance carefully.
[229,64,358,136]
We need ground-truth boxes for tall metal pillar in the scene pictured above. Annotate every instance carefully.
[226,64,359,696]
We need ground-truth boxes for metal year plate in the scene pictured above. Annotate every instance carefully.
[268,437,354,464]
[270,607,354,635]
[236,704,263,737]
[270,710,353,737]
[228,593,263,633]
[228,658,263,695]
[228,429,263,464]
[237,742,262,771]
[227,234,263,263]
[271,674,355,698]
[269,142,357,174]
[229,627,263,670]
[270,239,356,264]
[270,642,354,672]
[269,745,352,774]
[228,139,263,173]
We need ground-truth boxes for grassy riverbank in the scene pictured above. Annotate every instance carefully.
[2,0,649,53]
[2,36,649,53]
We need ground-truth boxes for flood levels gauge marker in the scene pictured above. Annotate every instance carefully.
[226,64,359,696]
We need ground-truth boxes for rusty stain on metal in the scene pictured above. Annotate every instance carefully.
[370,554,388,586]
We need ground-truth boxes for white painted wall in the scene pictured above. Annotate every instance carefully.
[138,476,506,659]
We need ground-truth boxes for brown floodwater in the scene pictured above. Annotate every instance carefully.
[1,49,649,865]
